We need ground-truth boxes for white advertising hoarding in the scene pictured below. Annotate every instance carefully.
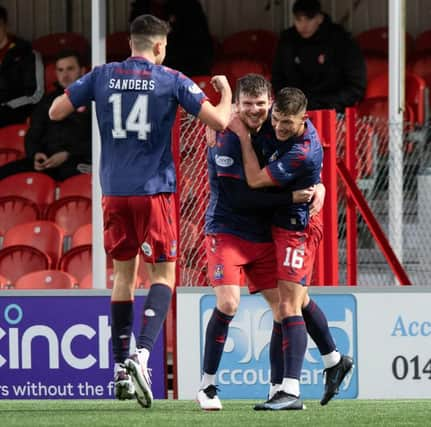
[177,288,431,400]
[357,293,431,398]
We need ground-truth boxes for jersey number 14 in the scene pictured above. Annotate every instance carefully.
[109,93,151,140]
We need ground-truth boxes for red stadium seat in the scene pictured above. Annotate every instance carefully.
[44,62,57,93]
[0,196,40,239]
[59,244,92,282]
[0,148,24,167]
[355,27,414,60]
[58,174,92,199]
[0,123,28,153]
[365,72,426,124]
[0,172,56,214]
[220,29,279,69]
[0,245,50,283]
[32,32,90,64]
[71,223,92,248]
[364,56,388,81]
[46,196,92,238]
[408,55,431,78]
[106,31,130,62]
[191,75,221,104]
[357,97,415,156]
[79,272,94,289]
[3,220,64,268]
[414,30,431,56]
[13,270,79,290]
[212,58,269,93]
[0,274,12,289]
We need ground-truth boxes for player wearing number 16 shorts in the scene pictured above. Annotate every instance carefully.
[49,14,232,409]
[231,87,353,410]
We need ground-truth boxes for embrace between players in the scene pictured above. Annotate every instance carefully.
[198,74,353,411]
[48,14,353,411]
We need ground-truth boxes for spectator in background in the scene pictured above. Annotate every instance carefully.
[0,5,44,127]
[129,0,168,21]
[0,50,91,181]
[129,0,214,76]
[164,0,214,76]
[271,0,366,113]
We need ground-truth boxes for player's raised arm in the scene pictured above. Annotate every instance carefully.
[49,93,76,121]
[198,75,232,131]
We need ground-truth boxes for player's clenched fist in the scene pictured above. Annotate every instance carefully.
[210,75,230,93]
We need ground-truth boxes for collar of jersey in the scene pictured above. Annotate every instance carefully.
[127,55,152,63]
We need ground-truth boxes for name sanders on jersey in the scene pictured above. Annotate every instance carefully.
[108,78,155,91]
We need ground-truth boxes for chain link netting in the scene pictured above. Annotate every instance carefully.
[179,110,431,286]
[337,113,431,286]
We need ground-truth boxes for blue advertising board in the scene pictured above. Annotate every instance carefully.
[0,294,165,399]
[200,294,357,399]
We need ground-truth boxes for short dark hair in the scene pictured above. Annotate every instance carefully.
[273,87,307,115]
[55,49,83,67]
[130,14,170,51]
[235,73,272,102]
[292,0,322,18]
[0,6,8,23]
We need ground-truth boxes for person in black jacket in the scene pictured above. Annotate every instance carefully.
[0,50,91,181]
[272,0,366,113]
[0,6,44,127]
[129,0,214,76]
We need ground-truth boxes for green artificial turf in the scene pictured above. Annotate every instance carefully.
[0,399,430,426]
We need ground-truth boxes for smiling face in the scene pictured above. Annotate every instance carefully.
[236,91,271,133]
[271,107,306,141]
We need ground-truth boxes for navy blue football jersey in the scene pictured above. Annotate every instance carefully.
[66,57,206,196]
[263,119,323,230]
[205,125,274,242]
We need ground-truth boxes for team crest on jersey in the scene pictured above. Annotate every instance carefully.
[188,83,202,94]
[277,161,286,173]
[170,240,177,257]
[215,155,234,167]
[214,264,224,280]
[269,150,279,163]
[141,242,152,257]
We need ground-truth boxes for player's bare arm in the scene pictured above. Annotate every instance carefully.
[198,75,232,131]
[293,186,315,204]
[49,93,75,121]
[229,114,273,188]
[309,183,325,216]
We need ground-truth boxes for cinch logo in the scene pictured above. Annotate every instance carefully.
[0,303,118,370]
[200,294,358,399]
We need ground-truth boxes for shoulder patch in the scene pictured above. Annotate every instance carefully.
[188,83,203,94]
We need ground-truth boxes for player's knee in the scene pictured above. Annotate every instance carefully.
[279,300,302,317]
[217,298,239,316]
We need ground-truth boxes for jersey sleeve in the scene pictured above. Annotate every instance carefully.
[66,67,98,108]
[211,130,245,180]
[265,142,310,187]
[175,73,207,117]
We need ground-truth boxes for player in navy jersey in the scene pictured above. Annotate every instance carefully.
[197,74,322,411]
[49,14,232,409]
[231,87,353,410]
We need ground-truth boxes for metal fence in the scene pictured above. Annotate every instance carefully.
[178,110,431,287]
